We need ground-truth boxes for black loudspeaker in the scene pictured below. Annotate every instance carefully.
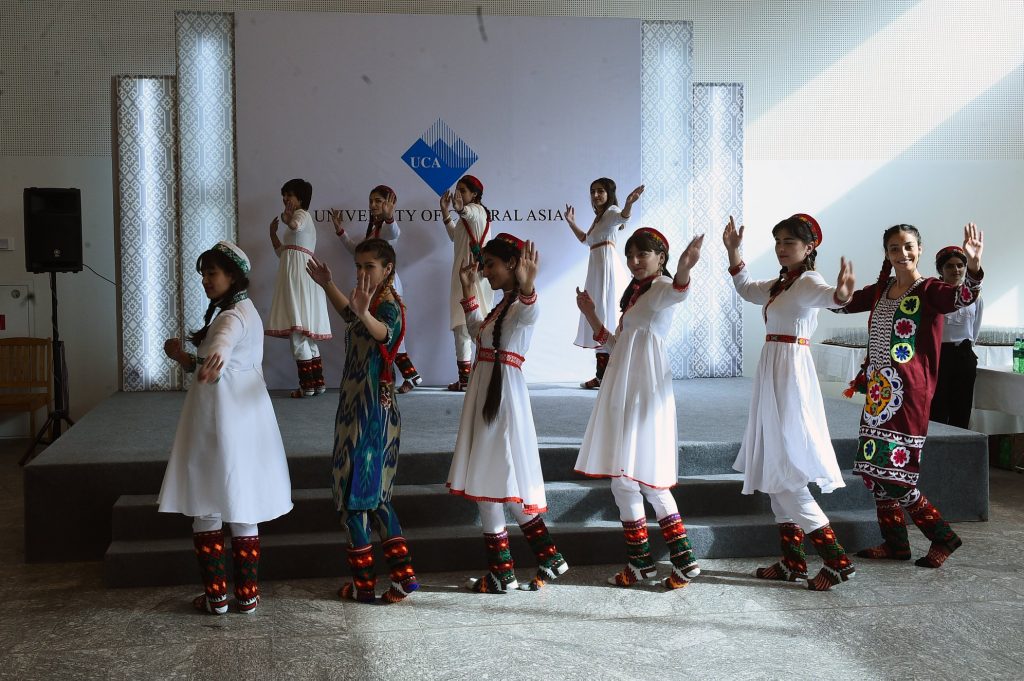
[24,187,83,273]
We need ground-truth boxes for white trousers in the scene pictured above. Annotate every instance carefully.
[477,501,537,534]
[610,476,679,522]
[192,514,258,538]
[290,332,320,361]
[453,325,472,363]
[768,487,829,533]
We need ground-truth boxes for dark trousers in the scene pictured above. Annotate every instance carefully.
[930,341,978,429]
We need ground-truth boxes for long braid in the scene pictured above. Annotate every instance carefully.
[482,283,518,424]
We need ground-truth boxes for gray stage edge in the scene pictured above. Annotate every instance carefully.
[21,380,988,587]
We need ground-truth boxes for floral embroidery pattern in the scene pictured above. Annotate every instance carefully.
[898,296,921,316]
[862,439,877,461]
[893,318,916,339]
[891,342,914,364]
[890,446,910,468]
[863,366,904,427]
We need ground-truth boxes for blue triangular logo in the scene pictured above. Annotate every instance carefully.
[402,120,478,197]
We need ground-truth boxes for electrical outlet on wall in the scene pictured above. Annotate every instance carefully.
[0,237,13,251]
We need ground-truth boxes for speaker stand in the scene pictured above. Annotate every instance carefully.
[20,272,75,466]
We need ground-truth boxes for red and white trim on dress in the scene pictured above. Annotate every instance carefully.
[518,291,537,305]
[279,244,314,257]
[475,347,526,370]
[265,326,333,340]
[571,469,677,490]
[672,279,690,293]
[590,240,614,250]
[460,297,480,314]
[593,326,611,346]
[765,334,810,345]
[445,485,547,514]
[728,261,746,276]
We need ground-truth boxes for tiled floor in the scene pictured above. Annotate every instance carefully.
[4,439,1023,680]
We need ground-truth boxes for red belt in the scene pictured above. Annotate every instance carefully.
[281,244,314,257]
[590,240,614,250]
[766,334,810,345]
[476,347,525,370]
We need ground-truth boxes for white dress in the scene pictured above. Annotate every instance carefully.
[574,276,689,489]
[266,208,332,340]
[574,205,630,347]
[446,290,546,513]
[730,267,845,494]
[339,219,410,353]
[158,297,294,524]
[446,203,493,330]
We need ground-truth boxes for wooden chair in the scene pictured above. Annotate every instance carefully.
[0,338,53,437]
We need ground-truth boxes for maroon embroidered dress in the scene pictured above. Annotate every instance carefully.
[834,272,982,491]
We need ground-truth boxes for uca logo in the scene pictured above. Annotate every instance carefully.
[402,119,478,197]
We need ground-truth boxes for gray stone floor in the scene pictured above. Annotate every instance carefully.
[4,439,1023,680]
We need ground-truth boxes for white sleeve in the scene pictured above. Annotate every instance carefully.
[204,309,246,366]
[731,265,773,305]
[378,219,400,243]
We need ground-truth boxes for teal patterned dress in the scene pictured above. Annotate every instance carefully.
[332,299,403,514]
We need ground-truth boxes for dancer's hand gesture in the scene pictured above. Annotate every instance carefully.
[306,257,333,287]
[439,191,452,213]
[722,216,744,252]
[516,241,539,295]
[197,352,224,384]
[382,193,395,222]
[624,184,645,207]
[163,337,183,361]
[270,216,280,235]
[962,222,984,272]
[458,253,479,289]
[575,287,596,316]
[330,209,344,234]
[452,187,465,212]
[564,204,577,228]
[677,234,705,274]
[835,257,855,303]
[349,271,372,317]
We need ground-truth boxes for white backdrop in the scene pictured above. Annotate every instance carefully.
[236,12,642,389]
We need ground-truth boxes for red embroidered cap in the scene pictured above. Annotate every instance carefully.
[792,213,822,247]
[635,227,670,251]
[492,232,525,250]
[460,175,483,193]
[935,245,966,270]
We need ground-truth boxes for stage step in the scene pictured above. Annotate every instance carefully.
[108,472,875,542]
[104,510,882,587]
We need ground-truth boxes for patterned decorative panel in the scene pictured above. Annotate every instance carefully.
[641,20,693,379]
[175,11,238,334]
[689,83,744,377]
[113,76,182,391]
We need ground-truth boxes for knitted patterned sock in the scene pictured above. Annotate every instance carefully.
[309,356,326,393]
[292,358,316,396]
[193,530,228,614]
[395,353,421,384]
[906,495,962,568]
[756,523,808,581]
[595,352,610,380]
[609,518,657,587]
[380,536,419,603]
[518,516,568,591]
[467,530,517,593]
[231,535,260,613]
[339,544,377,603]
[807,525,856,591]
[660,513,700,589]
[857,499,912,560]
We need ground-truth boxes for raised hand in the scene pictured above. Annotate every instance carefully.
[722,216,744,251]
[197,352,224,384]
[516,240,540,293]
[835,256,855,302]
[163,337,183,361]
[283,207,294,225]
[962,222,984,270]
[306,257,333,287]
[677,234,705,274]
[270,216,280,234]
[382,193,396,221]
[575,287,596,316]
[452,188,465,212]
[330,209,344,234]
[439,191,451,212]
[564,204,577,228]
[349,271,372,317]
[625,184,645,206]
[458,253,479,289]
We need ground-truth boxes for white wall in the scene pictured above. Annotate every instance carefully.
[1,1,1021,423]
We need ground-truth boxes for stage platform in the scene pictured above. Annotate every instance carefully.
[22,378,989,587]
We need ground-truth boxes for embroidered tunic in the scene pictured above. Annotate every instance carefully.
[834,272,983,489]
[445,203,493,330]
[159,297,293,524]
[266,208,333,340]
[574,276,689,488]
[574,205,630,348]
[447,290,546,513]
[332,299,403,513]
[730,266,845,494]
